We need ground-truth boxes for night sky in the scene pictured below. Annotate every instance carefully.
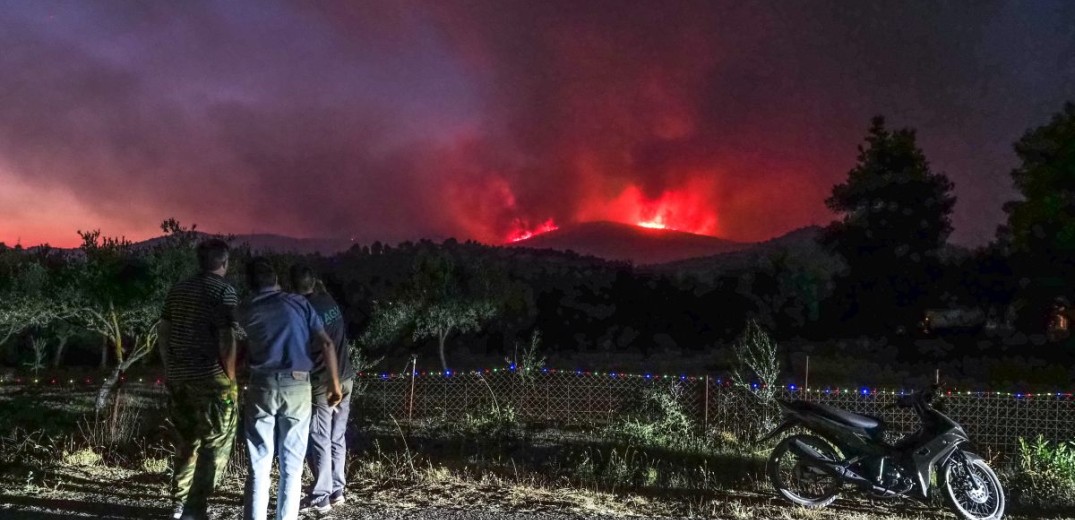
[1,1,1073,248]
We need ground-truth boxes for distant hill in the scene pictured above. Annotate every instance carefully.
[655,225,836,273]
[508,221,750,265]
[656,225,973,275]
[222,234,354,255]
[27,232,355,256]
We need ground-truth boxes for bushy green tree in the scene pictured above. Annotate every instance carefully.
[823,116,956,331]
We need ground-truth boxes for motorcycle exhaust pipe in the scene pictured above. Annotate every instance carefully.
[787,438,899,498]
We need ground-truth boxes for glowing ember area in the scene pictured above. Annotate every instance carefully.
[576,180,720,236]
[637,219,668,230]
[507,219,558,242]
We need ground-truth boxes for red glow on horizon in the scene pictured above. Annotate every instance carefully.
[506,218,558,242]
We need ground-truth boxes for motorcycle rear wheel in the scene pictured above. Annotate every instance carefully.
[767,434,841,508]
[941,452,1005,520]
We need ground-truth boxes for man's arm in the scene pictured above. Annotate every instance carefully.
[316,328,342,406]
[157,319,171,374]
[219,326,237,381]
[218,286,240,381]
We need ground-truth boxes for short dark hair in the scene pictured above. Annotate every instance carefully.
[196,239,230,272]
[289,264,316,294]
[246,257,278,291]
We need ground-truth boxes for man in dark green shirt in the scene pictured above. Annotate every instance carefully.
[290,264,355,513]
[158,239,238,520]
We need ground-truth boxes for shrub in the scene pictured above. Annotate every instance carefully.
[62,447,102,467]
[142,456,169,474]
[608,382,708,452]
[731,320,782,437]
[455,403,518,438]
[1009,435,1075,510]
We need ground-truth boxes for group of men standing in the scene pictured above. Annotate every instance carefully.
[158,240,355,520]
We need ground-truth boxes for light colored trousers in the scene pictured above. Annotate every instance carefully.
[307,378,353,499]
[242,373,311,520]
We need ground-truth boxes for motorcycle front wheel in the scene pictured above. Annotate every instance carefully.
[941,451,1005,520]
[766,434,841,508]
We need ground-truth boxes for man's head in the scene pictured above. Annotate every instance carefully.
[246,257,278,291]
[289,264,316,295]
[196,239,230,274]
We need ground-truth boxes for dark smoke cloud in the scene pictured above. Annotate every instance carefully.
[1,0,1073,246]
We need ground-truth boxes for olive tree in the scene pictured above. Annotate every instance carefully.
[363,253,499,371]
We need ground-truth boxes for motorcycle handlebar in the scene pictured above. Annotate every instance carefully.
[894,384,942,409]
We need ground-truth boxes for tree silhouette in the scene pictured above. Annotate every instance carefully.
[362,253,497,370]
[823,116,956,331]
[1001,103,1075,258]
[997,103,1075,329]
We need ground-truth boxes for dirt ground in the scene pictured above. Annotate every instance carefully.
[1,463,1068,520]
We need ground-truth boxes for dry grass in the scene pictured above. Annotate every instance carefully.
[2,454,1072,520]
[61,447,102,468]
[2,386,1073,520]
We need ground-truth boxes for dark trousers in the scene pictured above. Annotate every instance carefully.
[168,372,237,513]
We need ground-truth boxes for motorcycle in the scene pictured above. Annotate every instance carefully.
[760,385,1004,520]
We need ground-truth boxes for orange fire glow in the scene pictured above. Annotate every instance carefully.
[507,218,558,242]
[576,179,719,236]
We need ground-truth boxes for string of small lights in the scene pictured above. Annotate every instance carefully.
[0,367,1072,399]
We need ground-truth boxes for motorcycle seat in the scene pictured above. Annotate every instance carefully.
[791,400,882,430]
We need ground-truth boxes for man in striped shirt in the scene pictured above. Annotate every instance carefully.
[158,239,240,520]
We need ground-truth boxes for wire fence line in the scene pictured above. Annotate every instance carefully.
[3,370,1071,466]
[354,371,1075,465]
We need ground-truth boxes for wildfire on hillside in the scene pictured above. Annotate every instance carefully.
[502,178,719,243]
[570,178,719,237]
[507,218,559,242]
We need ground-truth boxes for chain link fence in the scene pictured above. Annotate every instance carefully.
[356,371,1075,465]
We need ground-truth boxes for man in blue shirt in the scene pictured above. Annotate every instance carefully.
[238,258,342,520]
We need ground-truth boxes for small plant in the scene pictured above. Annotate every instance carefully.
[62,447,102,467]
[573,451,596,483]
[608,382,707,452]
[1009,435,1075,509]
[24,336,48,377]
[348,340,383,397]
[1020,435,1075,478]
[142,456,169,474]
[456,403,519,438]
[508,330,546,384]
[731,320,782,437]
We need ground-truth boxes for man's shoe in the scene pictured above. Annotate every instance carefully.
[329,489,345,506]
[298,495,332,514]
[171,503,184,520]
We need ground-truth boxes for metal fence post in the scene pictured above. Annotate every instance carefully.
[380,377,387,419]
[607,376,613,425]
[704,375,711,433]
[408,359,416,422]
